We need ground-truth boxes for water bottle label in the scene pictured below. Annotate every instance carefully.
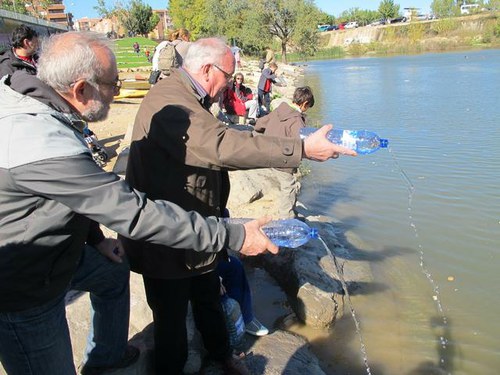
[341,130,357,150]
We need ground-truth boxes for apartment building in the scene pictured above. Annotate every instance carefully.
[24,0,71,27]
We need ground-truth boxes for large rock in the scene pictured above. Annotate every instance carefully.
[227,169,373,329]
[248,217,373,329]
[243,331,326,375]
[227,169,295,220]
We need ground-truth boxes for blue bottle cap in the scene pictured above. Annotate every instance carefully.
[310,228,318,239]
[379,139,389,148]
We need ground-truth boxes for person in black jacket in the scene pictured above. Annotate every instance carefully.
[1,25,109,168]
[0,24,39,77]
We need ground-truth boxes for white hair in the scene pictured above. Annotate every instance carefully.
[37,31,113,92]
[183,38,230,72]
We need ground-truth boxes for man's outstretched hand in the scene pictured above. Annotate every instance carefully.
[240,216,279,256]
[303,124,357,161]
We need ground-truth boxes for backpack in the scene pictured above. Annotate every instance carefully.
[258,58,265,70]
[157,41,179,76]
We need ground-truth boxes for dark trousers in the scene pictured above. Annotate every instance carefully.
[258,89,271,114]
[143,271,230,374]
[217,255,253,324]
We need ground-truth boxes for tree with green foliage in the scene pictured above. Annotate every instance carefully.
[168,0,210,39]
[0,0,28,14]
[204,0,251,41]
[431,0,459,18]
[339,7,380,26]
[262,0,297,64]
[486,0,500,10]
[378,0,400,20]
[2,0,52,18]
[168,0,321,62]
[291,0,322,58]
[94,0,113,18]
[317,12,337,26]
[261,0,322,64]
[233,1,274,55]
[118,0,159,37]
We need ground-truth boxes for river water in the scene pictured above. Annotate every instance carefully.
[294,49,500,375]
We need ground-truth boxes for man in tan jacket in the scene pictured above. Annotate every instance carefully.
[123,37,356,375]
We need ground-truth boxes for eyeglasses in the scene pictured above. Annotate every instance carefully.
[72,77,122,94]
[96,77,122,94]
[212,64,233,82]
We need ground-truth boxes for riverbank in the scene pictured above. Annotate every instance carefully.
[281,12,500,62]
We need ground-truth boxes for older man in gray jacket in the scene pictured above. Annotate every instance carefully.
[124,37,356,375]
[0,32,279,375]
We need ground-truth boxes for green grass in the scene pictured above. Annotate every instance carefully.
[113,37,158,69]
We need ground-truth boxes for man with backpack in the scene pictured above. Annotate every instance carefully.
[150,28,191,84]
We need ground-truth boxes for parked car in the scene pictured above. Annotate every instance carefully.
[317,24,331,32]
[326,25,338,31]
[344,21,359,29]
[460,3,479,14]
[389,16,407,24]
[369,18,386,26]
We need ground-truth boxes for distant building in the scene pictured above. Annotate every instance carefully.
[152,9,173,40]
[74,8,173,40]
[74,16,123,38]
[403,7,420,21]
[74,17,100,32]
[24,0,72,27]
[92,17,120,35]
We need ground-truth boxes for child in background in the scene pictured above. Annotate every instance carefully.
[254,86,315,219]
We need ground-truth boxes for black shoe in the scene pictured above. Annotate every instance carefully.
[80,345,140,375]
[247,118,256,126]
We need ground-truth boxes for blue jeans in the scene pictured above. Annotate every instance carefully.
[258,89,271,114]
[217,255,254,324]
[0,245,130,375]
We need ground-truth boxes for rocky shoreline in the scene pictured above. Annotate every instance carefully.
[12,59,368,375]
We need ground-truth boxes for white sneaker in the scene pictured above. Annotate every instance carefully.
[245,318,269,336]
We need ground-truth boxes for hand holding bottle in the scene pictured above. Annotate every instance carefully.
[240,216,279,256]
[228,218,318,249]
[303,125,357,161]
[301,127,388,155]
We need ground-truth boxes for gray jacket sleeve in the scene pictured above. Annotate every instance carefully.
[11,154,245,253]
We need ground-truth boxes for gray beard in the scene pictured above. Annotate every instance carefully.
[81,94,109,122]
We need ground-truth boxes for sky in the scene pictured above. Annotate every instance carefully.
[68,0,432,20]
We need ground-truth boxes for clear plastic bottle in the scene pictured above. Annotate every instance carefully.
[300,127,388,155]
[227,218,318,248]
[261,219,318,248]
[221,294,245,351]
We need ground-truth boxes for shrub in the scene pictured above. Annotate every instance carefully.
[408,23,426,42]
[494,19,500,37]
[348,43,367,56]
[431,18,459,34]
[383,26,397,42]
